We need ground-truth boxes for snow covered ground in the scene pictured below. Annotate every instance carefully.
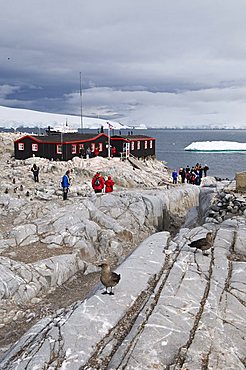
[0,105,131,130]
[185,140,246,152]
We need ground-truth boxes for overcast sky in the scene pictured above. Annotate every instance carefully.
[1,0,246,128]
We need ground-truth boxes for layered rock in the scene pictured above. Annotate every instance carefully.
[1,217,245,370]
[0,186,200,307]
[2,133,245,369]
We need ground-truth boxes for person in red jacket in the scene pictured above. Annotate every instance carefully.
[105,176,115,193]
[94,147,99,156]
[111,146,116,157]
[92,172,104,193]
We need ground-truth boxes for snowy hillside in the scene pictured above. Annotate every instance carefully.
[0,105,131,130]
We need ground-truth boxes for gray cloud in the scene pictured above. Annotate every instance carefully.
[1,0,246,127]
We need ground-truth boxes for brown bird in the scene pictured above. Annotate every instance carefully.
[98,263,121,295]
[188,231,213,256]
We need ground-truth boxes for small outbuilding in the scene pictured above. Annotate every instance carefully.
[111,134,156,159]
[14,132,156,160]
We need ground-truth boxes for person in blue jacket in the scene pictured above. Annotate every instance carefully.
[61,170,70,200]
[172,169,178,184]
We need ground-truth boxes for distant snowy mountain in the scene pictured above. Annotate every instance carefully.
[0,105,131,130]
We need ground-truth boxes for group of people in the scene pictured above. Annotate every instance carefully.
[92,172,115,194]
[60,170,115,200]
[79,146,117,159]
[30,164,115,201]
[172,163,209,185]
[79,147,92,159]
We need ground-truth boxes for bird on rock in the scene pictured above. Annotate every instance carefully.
[98,263,121,295]
[188,231,214,256]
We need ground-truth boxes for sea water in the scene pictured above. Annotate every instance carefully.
[141,129,246,180]
[84,127,245,180]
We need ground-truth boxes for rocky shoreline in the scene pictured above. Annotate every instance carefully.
[0,133,245,369]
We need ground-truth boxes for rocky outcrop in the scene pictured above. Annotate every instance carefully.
[204,188,246,224]
[1,217,245,370]
[236,171,246,192]
[2,133,245,368]
[0,186,200,307]
[0,254,86,303]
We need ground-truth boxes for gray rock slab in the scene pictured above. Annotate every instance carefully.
[0,232,170,369]
[114,220,246,370]
[0,254,85,304]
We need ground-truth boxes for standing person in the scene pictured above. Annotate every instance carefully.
[172,169,178,184]
[185,165,190,174]
[190,168,196,185]
[105,175,115,193]
[198,164,203,181]
[111,146,116,157]
[94,147,99,156]
[180,168,186,183]
[79,147,85,158]
[92,172,105,193]
[31,164,40,182]
[204,164,209,177]
[195,168,201,185]
[61,170,70,200]
[86,147,91,159]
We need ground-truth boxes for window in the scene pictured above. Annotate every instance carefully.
[91,143,95,152]
[32,143,38,152]
[131,141,135,150]
[79,144,84,150]
[72,144,77,154]
[137,141,140,150]
[144,141,148,149]
[150,140,153,149]
[56,144,62,154]
[18,143,24,151]
[98,142,103,152]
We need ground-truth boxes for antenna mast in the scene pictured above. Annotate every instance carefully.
[80,72,83,132]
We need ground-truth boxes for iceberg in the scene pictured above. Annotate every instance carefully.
[184,141,246,152]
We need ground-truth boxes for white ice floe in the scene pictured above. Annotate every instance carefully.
[184,140,246,152]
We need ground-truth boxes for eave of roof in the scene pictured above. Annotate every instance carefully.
[14,133,156,144]
[14,132,109,144]
[111,135,155,141]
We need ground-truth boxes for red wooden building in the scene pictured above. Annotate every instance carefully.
[14,132,156,160]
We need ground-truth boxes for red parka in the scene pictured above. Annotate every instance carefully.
[105,176,114,193]
[92,174,104,191]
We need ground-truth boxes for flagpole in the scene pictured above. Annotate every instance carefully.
[107,122,111,158]
[79,72,83,133]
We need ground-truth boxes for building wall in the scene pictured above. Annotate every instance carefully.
[14,134,110,160]
[111,138,156,158]
[14,137,40,160]
[15,138,62,160]
[14,135,155,161]
[63,135,109,160]
[130,139,155,158]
